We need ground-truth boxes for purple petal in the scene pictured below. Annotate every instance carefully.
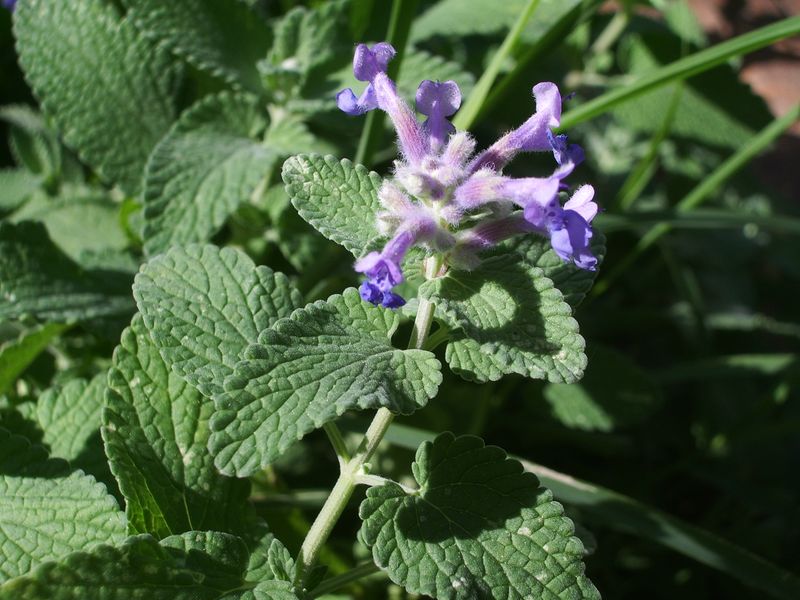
[380,291,406,308]
[564,185,597,223]
[353,42,396,82]
[547,130,585,167]
[416,80,461,152]
[550,210,596,271]
[416,80,461,117]
[359,280,384,304]
[336,85,379,115]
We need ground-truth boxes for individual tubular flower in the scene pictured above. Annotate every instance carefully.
[336,42,599,307]
[355,213,437,308]
[468,82,562,173]
[337,43,427,164]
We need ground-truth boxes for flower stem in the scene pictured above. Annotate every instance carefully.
[295,257,440,592]
[453,0,541,132]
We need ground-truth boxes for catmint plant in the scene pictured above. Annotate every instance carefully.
[9,0,795,598]
[268,41,600,598]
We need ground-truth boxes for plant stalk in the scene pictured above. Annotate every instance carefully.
[295,257,440,591]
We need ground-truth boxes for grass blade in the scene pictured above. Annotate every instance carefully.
[452,0,541,131]
[560,16,800,129]
[594,104,800,296]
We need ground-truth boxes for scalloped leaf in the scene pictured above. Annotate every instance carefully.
[282,154,382,257]
[0,428,126,583]
[419,253,586,383]
[142,92,279,255]
[14,0,180,195]
[133,244,303,397]
[34,374,109,479]
[104,315,253,539]
[0,531,299,599]
[360,432,599,599]
[503,232,606,309]
[209,288,442,476]
[125,0,271,93]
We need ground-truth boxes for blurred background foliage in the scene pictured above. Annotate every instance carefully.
[1,0,799,598]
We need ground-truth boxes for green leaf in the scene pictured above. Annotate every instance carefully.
[282,154,382,257]
[419,253,586,383]
[133,244,303,397]
[104,314,252,539]
[378,422,800,600]
[0,427,126,583]
[0,105,63,179]
[0,169,41,213]
[259,2,345,101]
[542,346,661,432]
[359,432,599,600]
[503,231,606,308]
[142,92,278,255]
[0,532,299,599]
[0,222,134,323]
[209,288,442,476]
[126,0,271,93]
[14,0,180,195]
[0,323,67,394]
[35,374,108,470]
[411,0,582,43]
[10,191,129,264]
[265,116,333,157]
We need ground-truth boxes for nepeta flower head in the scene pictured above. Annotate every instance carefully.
[338,43,598,307]
[2,0,16,11]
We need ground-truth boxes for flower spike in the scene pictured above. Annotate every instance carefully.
[339,42,599,304]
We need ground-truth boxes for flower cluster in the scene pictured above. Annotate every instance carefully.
[337,43,598,308]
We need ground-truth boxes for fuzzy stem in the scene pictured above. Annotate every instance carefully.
[295,257,440,591]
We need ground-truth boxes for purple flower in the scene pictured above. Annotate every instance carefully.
[337,43,427,165]
[468,82,562,173]
[354,214,439,308]
[336,43,598,307]
[546,185,598,270]
[2,0,16,10]
[416,80,461,152]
